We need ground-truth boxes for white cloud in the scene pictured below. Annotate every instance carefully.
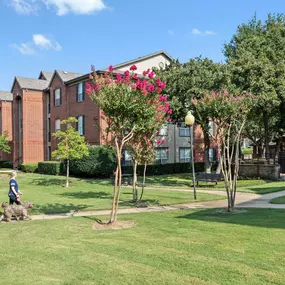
[168,29,175,36]
[204,30,217,36]
[9,0,38,14]
[192,28,217,36]
[9,0,106,15]
[192,28,202,35]
[43,0,106,15]
[10,43,36,55]
[33,34,62,51]
[10,34,61,55]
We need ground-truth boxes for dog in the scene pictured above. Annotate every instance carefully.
[0,202,34,222]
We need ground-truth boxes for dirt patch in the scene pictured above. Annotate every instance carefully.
[92,220,136,231]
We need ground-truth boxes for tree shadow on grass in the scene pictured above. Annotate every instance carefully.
[82,179,113,186]
[245,186,285,194]
[32,203,89,215]
[176,208,285,229]
[59,191,111,199]
[32,178,65,187]
[119,199,160,208]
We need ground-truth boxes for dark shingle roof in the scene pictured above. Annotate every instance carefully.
[56,70,83,82]
[40,71,54,83]
[0,91,13,101]
[15,77,49,91]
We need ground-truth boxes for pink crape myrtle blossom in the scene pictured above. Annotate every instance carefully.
[130,65,137,71]
[108,65,114,72]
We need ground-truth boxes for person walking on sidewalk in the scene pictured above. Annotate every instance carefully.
[8,171,22,205]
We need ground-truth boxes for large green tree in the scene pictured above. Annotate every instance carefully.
[224,14,285,160]
[53,117,89,187]
[0,131,11,154]
[156,57,230,172]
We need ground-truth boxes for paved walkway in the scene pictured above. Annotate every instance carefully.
[30,188,285,221]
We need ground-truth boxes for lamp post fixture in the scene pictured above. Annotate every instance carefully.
[185,111,197,200]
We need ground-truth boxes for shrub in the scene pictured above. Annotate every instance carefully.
[38,161,62,175]
[69,146,116,178]
[0,160,13,169]
[122,162,219,176]
[21,163,38,173]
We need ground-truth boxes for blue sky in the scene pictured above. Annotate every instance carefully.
[0,0,284,90]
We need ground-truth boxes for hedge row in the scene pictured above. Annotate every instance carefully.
[122,162,214,176]
[0,160,13,169]
[21,163,38,173]
[38,161,64,175]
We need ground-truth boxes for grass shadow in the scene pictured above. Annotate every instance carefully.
[59,191,112,199]
[32,203,89,214]
[176,208,285,229]
[32,178,65,187]
[119,199,160,208]
[245,186,285,194]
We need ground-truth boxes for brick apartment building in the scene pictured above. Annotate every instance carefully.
[0,91,13,161]
[3,51,216,168]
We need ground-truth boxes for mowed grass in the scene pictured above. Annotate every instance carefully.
[1,209,285,285]
[142,173,285,194]
[0,173,222,215]
[270,196,285,204]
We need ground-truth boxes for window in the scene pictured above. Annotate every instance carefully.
[77,116,85,136]
[209,148,215,162]
[77,82,85,102]
[155,148,168,164]
[179,148,191,163]
[123,150,132,166]
[158,124,168,136]
[48,146,51,161]
[55,119,61,132]
[179,123,190,137]
[47,118,51,142]
[54,88,61,107]
[209,120,214,136]
[47,92,51,114]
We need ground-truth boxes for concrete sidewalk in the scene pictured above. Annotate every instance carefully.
[29,189,285,221]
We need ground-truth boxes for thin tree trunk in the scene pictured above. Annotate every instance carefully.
[139,163,147,201]
[132,160,138,202]
[263,112,270,162]
[66,159,69,187]
[204,131,211,173]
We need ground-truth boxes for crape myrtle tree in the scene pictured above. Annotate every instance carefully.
[52,117,89,187]
[193,91,255,212]
[88,66,170,224]
[155,57,230,173]
[224,14,285,161]
[0,131,11,154]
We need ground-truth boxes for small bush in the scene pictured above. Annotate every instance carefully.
[70,146,116,178]
[0,160,13,169]
[21,163,38,173]
[38,161,62,175]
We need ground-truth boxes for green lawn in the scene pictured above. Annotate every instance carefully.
[141,173,285,194]
[270,196,285,204]
[1,209,285,284]
[0,173,222,215]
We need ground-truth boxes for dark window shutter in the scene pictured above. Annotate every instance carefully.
[83,116,85,135]
[60,89,62,105]
[82,82,85,101]
[54,90,56,106]
[76,84,79,102]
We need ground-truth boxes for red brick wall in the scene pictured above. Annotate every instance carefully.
[22,90,45,164]
[0,101,13,161]
[49,76,100,154]
[12,82,22,167]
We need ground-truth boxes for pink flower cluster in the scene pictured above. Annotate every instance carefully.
[156,138,167,145]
